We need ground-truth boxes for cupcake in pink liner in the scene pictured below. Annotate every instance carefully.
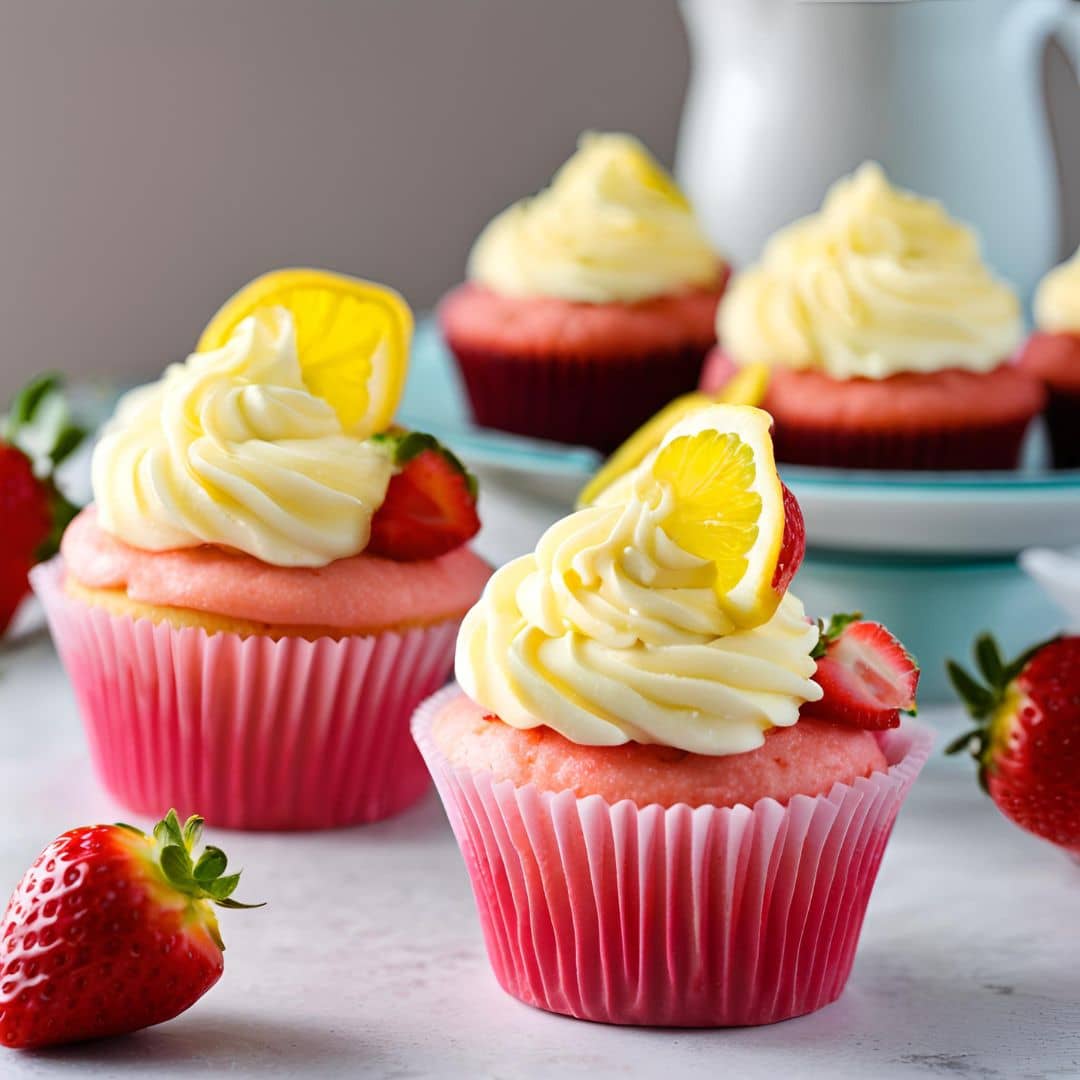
[439,133,729,453]
[1018,248,1080,469]
[413,403,930,1027]
[33,279,490,831]
[716,163,1042,470]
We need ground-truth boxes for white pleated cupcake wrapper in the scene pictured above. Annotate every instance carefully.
[412,685,932,1027]
[32,556,459,830]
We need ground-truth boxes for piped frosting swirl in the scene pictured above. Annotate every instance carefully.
[719,163,1022,379]
[92,307,394,567]
[468,132,721,305]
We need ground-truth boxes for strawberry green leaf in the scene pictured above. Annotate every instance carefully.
[5,374,61,436]
[49,423,86,467]
[147,811,262,912]
[372,429,479,501]
[945,660,996,718]
[208,873,240,900]
[944,728,983,756]
[160,844,194,886]
[182,814,204,851]
[193,847,227,882]
[155,809,186,851]
[214,897,267,910]
[974,633,1004,688]
[810,612,863,659]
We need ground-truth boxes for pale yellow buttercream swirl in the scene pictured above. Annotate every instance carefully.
[467,132,720,304]
[719,162,1022,379]
[1035,248,1080,333]
[455,480,821,755]
[92,307,394,567]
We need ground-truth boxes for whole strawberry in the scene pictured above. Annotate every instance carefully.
[0,444,51,631]
[0,374,85,635]
[0,810,260,1050]
[947,634,1080,856]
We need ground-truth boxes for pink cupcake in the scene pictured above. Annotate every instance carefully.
[716,163,1041,470]
[1018,248,1080,469]
[413,404,930,1026]
[33,280,490,830]
[439,133,728,453]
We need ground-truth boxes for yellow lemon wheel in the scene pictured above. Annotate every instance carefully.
[649,404,785,630]
[197,268,413,435]
[577,361,770,509]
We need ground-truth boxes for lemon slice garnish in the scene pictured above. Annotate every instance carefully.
[197,268,413,434]
[649,404,785,630]
[577,361,769,509]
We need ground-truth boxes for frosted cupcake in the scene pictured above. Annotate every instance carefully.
[1018,248,1080,468]
[714,163,1043,470]
[413,404,930,1027]
[33,271,490,830]
[439,133,728,452]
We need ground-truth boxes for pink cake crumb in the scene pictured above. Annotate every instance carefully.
[432,692,888,810]
[439,279,725,360]
[62,508,491,632]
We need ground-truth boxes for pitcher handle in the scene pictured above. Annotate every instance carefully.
[1052,0,1080,78]
[1005,0,1080,84]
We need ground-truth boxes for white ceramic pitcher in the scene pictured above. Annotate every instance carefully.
[676,0,1080,298]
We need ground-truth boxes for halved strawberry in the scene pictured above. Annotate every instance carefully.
[771,482,805,596]
[367,432,481,561]
[802,614,920,730]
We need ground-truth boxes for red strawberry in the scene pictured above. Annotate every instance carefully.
[771,482,806,596]
[0,445,51,632]
[946,634,1080,856]
[0,374,86,634]
[0,810,260,1050]
[368,431,480,561]
[802,613,920,730]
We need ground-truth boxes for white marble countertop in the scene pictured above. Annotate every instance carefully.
[2,484,1078,1079]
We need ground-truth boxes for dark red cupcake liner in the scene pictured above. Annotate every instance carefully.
[446,342,710,454]
[771,416,1036,471]
[1045,389,1080,470]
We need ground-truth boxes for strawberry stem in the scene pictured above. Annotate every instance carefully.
[810,612,863,659]
[372,429,479,499]
[4,373,88,561]
[945,633,1061,793]
[132,810,264,916]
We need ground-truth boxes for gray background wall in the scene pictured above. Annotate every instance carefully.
[0,0,1076,398]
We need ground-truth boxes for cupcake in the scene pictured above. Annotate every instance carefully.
[439,133,728,453]
[714,163,1043,470]
[1019,248,1080,468]
[32,270,491,831]
[413,404,930,1027]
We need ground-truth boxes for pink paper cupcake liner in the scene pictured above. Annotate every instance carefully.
[32,557,460,831]
[770,417,1034,471]
[413,686,932,1027]
[446,341,710,454]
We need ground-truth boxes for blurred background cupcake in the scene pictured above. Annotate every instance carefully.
[439,132,728,453]
[711,163,1044,471]
[1019,248,1080,469]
